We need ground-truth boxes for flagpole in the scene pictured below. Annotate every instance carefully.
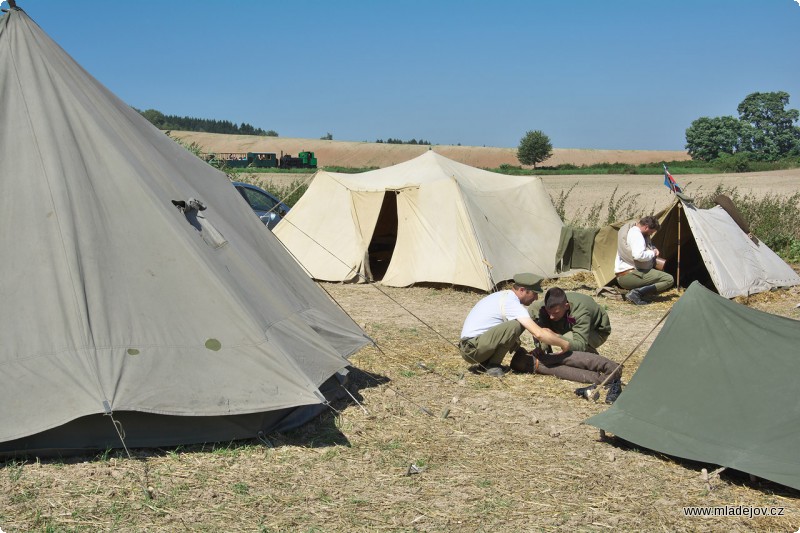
[663,163,682,292]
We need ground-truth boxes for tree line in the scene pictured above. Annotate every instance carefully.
[685,91,800,162]
[375,138,432,145]
[137,108,278,137]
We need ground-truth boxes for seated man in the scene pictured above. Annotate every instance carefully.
[459,273,570,378]
[615,215,674,305]
[510,287,622,403]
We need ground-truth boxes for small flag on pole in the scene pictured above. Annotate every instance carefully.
[663,164,682,193]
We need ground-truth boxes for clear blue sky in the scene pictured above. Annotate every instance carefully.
[16,0,800,150]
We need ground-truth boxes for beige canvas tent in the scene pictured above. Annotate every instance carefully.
[592,196,800,298]
[0,7,369,455]
[274,151,564,291]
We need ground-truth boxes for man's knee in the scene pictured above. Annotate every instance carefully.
[459,338,483,364]
[654,272,674,293]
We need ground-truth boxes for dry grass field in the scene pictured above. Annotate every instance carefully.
[2,274,799,531]
[2,137,800,532]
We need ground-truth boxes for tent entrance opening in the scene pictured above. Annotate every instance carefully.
[656,208,714,291]
[367,191,399,281]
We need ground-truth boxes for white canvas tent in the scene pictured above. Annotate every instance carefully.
[0,7,369,455]
[592,196,800,298]
[274,151,564,292]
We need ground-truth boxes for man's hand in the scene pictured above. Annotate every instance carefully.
[518,316,570,351]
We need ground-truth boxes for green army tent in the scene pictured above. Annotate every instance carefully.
[273,151,564,292]
[586,282,800,491]
[0,7,369,456]
[591,196,800,298]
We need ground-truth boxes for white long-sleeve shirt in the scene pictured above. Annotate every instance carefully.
[614,225,655,272]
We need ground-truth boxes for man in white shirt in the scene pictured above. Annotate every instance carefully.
[614,216,674,305]
[459,273,570,377]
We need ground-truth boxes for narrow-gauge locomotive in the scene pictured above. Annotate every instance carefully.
[204,151,317,169]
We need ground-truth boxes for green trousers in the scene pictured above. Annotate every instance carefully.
[459,320,524,366]
[616,268,674,293]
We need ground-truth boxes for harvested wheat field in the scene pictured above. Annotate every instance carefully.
[173,131,800,222]
[2,272,800,531]
[171,131,693,169]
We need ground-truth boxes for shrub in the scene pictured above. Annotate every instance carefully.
[261,179,309,208]
[605,186,642,224]
[712,153,753,173]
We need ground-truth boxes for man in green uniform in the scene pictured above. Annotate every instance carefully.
[510,287,622,403]
[529,287,611,354]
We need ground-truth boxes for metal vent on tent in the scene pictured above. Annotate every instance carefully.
[172,198,228,249]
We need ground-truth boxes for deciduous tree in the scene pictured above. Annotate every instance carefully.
[736,91,800,160]
[517,130,553,168]
[684,116,743,161]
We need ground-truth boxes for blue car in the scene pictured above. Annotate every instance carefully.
[232,182,290,229]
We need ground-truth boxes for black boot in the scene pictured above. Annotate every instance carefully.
[637,284,658,301]
[625,289,648,305]
[625,284,658,305]
[605,379,623,404]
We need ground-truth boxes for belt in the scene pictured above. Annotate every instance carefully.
[615,269,633,278]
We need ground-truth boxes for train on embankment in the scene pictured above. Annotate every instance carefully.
[203,151,317,169]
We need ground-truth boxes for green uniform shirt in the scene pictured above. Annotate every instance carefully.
[529,292,611,352]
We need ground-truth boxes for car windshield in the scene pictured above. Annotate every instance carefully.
[239,187,279,212]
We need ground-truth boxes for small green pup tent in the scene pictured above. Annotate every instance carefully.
[0,7,369,455]
[274,151,564,292]
[592,196,800,298]
[586,282,800,491]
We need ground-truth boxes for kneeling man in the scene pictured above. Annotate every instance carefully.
[459,274,569,378]
[511,287,622,403]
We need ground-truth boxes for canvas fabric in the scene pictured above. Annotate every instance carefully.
[555,226,598,272]
[0,8,369,452]
[586,282,800,491]
[274,151,564,291]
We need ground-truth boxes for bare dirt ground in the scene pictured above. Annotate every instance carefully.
[2,136,799,531]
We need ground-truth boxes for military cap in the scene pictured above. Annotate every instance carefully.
[513,273,544,293]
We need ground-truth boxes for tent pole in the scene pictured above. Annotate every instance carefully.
[676,202,682,292]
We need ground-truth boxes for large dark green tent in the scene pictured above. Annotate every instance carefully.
[0,6,369,456]
[585,282,800,491]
